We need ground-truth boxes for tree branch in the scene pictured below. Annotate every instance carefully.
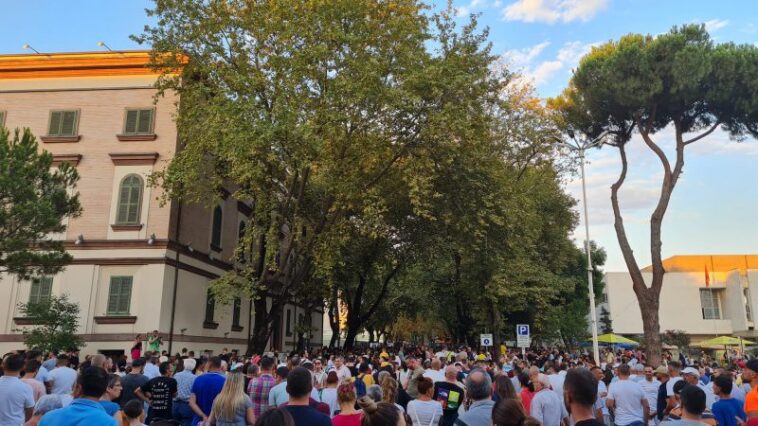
[683,121,721,146]
[360,263,402,322]
[610,143,646,295]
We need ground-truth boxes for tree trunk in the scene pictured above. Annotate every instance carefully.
[638,293,662,366]
[367,327,376,343]
[344,314,361,350]
[248,297,273,354]
[328,286,340,348]
[489,300,501,361]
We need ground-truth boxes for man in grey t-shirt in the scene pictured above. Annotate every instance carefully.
[455,369,495,426]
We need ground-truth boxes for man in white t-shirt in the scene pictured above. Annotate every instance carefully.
[45,355,78,395]
[592,366,609,424]
[334,356,351,382]
[0,354,35,425]
[607,364,649,426]
[423,358,445,383]
[547,362,566,400]
[639,365,661,418]
[665,361,683,416]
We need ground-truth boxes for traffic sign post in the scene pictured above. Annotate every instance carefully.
[516,324,530,354]
[480,333,493,348]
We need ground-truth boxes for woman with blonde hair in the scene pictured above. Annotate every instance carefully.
[380,376,404,413]
[208,371,255,426]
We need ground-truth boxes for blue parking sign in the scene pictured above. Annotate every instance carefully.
[517,324,529,337]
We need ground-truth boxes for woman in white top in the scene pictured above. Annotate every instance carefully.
[318,371,340,416]
[406,377,443,426]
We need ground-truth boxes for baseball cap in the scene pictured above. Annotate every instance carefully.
[682,367,700,376]
[745,359,758,373]
[655,366,669,375]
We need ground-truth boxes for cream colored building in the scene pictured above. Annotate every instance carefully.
[603,255,758,343]
[0,51,323,357]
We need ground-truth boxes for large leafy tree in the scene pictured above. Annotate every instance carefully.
[0,128,81,279]
[550,25,758,364]
[137,0,507,353]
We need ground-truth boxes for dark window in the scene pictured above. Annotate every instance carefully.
[211,205,223,250]
[232,298,242,328]
[29,276,53,305]
[116,174,143,225]
[204,289,215,322]
[238,221,246,242]
[48,110,79,137]
[0,111,6,127]
[123,108,155,135]
[286,309,292,336]
[107,276,133,315]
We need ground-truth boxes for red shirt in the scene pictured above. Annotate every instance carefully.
[333,412,362,426]
[521,387,535,415]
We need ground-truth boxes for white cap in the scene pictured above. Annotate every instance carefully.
[682,367,699,376]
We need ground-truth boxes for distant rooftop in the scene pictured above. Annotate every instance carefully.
[0,50,182,80]
[642,255,758,274]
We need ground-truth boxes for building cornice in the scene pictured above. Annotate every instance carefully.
[0,51,184,80]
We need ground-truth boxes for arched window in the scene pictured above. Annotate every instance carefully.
[116,175,143,225]
[211,205,223,249]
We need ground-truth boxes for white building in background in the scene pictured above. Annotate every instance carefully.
[0,51,323,357]
[603,255,758,344]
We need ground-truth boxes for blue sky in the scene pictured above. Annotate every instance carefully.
[1,0,756,272]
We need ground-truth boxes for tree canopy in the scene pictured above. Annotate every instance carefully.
[0,128,81,279]
[140,0,605,353]
[550,24,758,364]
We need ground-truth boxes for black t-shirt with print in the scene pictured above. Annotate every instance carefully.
[140,376,178,421]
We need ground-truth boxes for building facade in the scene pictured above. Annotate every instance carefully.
[603,255,758,344]
[0,51,323,357]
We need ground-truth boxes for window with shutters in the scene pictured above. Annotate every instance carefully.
[107,276,133,315]
[286,309,292,336]
[210,205,223,251]
[122,108,155,135]
[28,276,53,305]
[232,298,242,329]
[0,111,6,127]
[115,175,143,225]
[47,110,79,137]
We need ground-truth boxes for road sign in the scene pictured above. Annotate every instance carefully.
[516,324,530,337]
[480,333,493,347]
[516,324,530,348]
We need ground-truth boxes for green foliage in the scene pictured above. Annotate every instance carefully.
[0,128,81,279]
[599,307,613,334]
[137,0,606,351]
[550,24,758,364]
[663,329,690,350]
[17,294,84,353]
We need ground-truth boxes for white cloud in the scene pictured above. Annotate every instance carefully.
[704,19,729,32]
[503,40,597,88]
[502,0,608,23]
[531,60,563,85]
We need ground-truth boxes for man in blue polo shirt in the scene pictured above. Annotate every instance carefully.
[189,356,226,426]
[39,366,118,426]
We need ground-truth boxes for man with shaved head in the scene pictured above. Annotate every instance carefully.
[434,365,466,426]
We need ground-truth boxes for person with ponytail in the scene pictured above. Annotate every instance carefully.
[207,371,254,426]
[358,396,406,426]
[333,380,361,426]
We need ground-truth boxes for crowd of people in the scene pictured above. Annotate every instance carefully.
[1,342,758,426]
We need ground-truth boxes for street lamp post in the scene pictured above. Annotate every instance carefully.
[562,131,607,366]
